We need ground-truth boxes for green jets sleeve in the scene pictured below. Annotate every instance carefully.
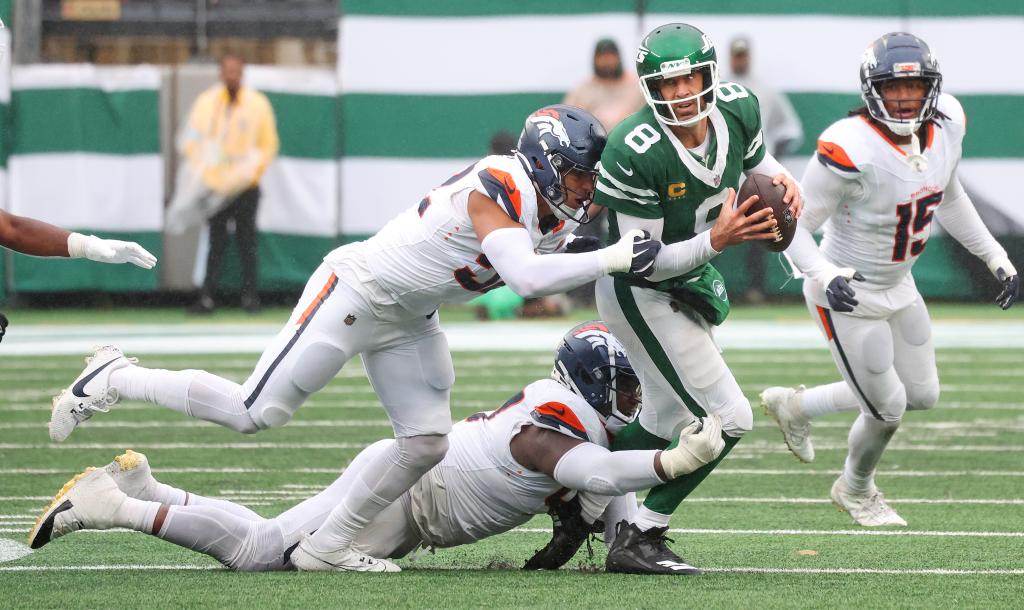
[594,124,663,220]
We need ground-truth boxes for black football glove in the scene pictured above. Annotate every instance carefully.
[0,312,7,344]
[627,230,662,278]
[565,235,602,254]
[825,271,865,313]
[996,268,1019,310]
[522,495,602,570]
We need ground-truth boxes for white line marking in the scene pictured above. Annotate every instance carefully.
[703,567,1024,575]
[510,527,1024,538]
[0,564,220,572]
[2,441,1023,452]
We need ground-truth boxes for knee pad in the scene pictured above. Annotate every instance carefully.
[874,383,907,423]
[906,380,940,411]
[290,341,348,394]
[395,434,449,469]
[721,398,754,438]
[249,401,295,430]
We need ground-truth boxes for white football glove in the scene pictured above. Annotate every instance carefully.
[659,414,726,479]
[67,233,158,269]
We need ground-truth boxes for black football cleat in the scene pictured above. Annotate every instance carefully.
[605,520,703,575]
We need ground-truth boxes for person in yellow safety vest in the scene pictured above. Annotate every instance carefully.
[183,53,279,314]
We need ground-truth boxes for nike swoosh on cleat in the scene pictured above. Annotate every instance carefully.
[616,162,634,176]
[29,499,73,549]
[71,359,119,398]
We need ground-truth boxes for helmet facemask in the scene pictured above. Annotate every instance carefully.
[541,156,598,224]
[641,61,720,127]
[862,74,942,137]
[552,359,641,435]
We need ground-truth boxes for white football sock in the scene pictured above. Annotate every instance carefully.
[631,504,671,532]
[842,414,899,494]
[155,505,285,571]
[110,366,254,433]
[801,382,861,418]
[113,496,162,533]
[305,435,448,553]
[602,493,639,547]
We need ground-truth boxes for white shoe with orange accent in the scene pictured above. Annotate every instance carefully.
[27,468,128,549]
[50,345,135,442]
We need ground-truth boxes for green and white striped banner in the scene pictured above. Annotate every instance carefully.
[243,66,340,288]
[0,23,9,302]
[337,1,1024,297]
[7,64,163,292]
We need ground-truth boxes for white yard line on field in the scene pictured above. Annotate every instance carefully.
[511,527,1024,538]
[0,562,1021,575]
[5,320,1024,355]
[3,441,1024,452]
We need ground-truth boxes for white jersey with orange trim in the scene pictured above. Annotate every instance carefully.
[800,93,966,291]
[405,378,609,549]
[324,154,576,316]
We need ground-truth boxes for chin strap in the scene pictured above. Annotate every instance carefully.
[906,120,928,173]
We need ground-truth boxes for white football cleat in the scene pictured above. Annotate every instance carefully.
[50,345,136,442]
[831,477,907,527]
[290,535,401,573]
[27,467,127,549]
[103,449,160,501]
[761,385,814,463]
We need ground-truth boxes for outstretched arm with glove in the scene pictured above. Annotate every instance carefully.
[0,210,157,269]
[515,415,725,569]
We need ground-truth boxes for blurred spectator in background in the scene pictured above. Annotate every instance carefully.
[564,38,644,132]
[561,38,643,310]
[729,37,803,157]
[183,54,279,314]
[729,37,804,302]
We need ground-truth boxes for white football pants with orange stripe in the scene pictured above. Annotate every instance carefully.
[802,273,940,422]
[238,262,455,436]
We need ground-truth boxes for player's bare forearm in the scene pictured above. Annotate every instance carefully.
[0,211,71,257]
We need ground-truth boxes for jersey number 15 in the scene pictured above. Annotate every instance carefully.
[892,191,943,262]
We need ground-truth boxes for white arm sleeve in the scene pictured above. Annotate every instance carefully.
[616,212,719,283]
[744,151,792,180]
[934,173,1015,277]
[480,227,607,298]
[786,158,859,281]
[551,442,664,496]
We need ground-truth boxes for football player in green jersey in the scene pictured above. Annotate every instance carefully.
[594,23,803,574]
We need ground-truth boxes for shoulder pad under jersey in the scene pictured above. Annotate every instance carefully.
[474,155,537,224]
[525,379,606,445]
[935,93,967,133]
[815,118,866,178]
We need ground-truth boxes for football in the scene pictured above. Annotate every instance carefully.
[738,173,797,252]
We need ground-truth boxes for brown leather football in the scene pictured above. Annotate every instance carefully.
[737,173,797,252]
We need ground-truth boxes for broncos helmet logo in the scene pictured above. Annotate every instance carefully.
[528,115,571,151]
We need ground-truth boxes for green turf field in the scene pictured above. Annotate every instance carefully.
[1,314,1022,607]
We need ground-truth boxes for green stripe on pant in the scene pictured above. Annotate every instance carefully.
[610,277,742,516]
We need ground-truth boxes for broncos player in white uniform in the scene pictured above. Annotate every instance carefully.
[760,33,1019,526]
[29,323,724,573]
[46,105,662,571]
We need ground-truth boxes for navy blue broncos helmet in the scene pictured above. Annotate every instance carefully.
[552,321,640,433]
[516,105,607,224]
[860,32,942,136]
